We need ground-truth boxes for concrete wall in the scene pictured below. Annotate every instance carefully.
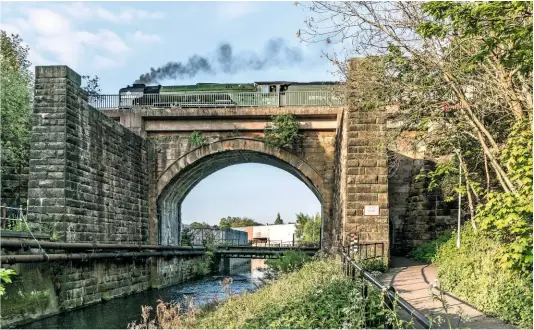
[27,66,151,243]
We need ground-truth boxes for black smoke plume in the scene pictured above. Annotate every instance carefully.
[135,38,303,84]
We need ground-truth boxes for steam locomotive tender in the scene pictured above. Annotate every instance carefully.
[118,81,340,108]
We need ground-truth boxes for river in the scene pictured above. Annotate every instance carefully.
[18,259,267,329]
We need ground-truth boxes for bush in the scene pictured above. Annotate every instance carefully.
[408,231,453,263]
[263,114,302,150]
[264,251,311,274]
[434,226,533,328]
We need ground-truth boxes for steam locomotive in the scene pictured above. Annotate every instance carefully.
[118,81,341,108]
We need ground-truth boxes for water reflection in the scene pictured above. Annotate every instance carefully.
[18,259,267,329]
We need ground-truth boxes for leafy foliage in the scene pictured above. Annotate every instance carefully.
[420,1,533,75]
[434,226,533,328]
[0,31,32,171]
[474,121,533,274]
[188,131,205,148]
[0,268,17,296]
[219,216,262,229]
[295,212,321,242]
[263,114,302,150]
[265,251,311,274]
[408,231,454,264]
[196,258,397,329]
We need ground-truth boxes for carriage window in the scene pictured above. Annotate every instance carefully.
[261,86,269,93]
[269,85,277,93]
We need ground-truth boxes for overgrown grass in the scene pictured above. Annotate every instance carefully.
[131,257,402,329]
[433,226,532,328]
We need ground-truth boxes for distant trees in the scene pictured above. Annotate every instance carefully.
[189,222,213,229]
[295,213,321,242]
[274,213,284,225]
[219,216,262,229]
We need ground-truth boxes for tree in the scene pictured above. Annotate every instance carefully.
[274,213,284,225]
[219,216,262,229]
[297,1,532,272]
[0,31,32,176]
[295,213,321,242]
[189,222,212,229]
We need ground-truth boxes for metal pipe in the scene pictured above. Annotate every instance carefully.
[0,239,204,251]
[1,250,205,264]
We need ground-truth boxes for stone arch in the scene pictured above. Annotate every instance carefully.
[156,137,326,246]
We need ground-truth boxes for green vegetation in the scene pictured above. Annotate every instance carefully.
[131,258,403,329]
[0,31,32,179]
[408,231,453,264]
[273,212,283,225]
[1,288,51,316]
[0,268,17,296]
[219,216,262,229]
[263,114,302,150]
[189,222,212,229]
[264,251,310,274]
[188,131,205,148]
[295,212,321,243]
[433,226,532,328]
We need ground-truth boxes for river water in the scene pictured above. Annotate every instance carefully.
[19,259,267,329]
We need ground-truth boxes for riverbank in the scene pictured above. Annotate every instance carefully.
[131,257,399,329]
[14,260,262,329]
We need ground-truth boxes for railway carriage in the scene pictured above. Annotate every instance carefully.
[118,81,341,108]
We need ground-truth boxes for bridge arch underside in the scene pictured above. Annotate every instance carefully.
[156,138,327,247]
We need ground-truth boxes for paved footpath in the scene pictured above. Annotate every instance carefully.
[378,257,516,329]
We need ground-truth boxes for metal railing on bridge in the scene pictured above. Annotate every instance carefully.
[89,91,346,110]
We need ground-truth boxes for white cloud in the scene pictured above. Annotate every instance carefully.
[28,8,70,36]
[93,55,119,69]
[129,31,161,43]
[63,3,164,23]
[216,2,259,22]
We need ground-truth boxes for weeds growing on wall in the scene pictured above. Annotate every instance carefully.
[263,114,302,150]
[188,131,205,148]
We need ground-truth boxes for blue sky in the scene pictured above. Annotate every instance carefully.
[1,1,333,225]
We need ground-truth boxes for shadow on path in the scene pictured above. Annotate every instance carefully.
[378,257,515,329]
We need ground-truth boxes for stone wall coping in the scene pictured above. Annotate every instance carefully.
[35,65,81,86]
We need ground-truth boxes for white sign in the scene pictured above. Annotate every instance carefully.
[364,205,380,216]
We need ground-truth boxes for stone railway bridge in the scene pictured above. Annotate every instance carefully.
[0,60,456,326]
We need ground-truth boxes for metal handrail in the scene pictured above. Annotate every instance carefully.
[89,91,346,110]
[341,248,432,329]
